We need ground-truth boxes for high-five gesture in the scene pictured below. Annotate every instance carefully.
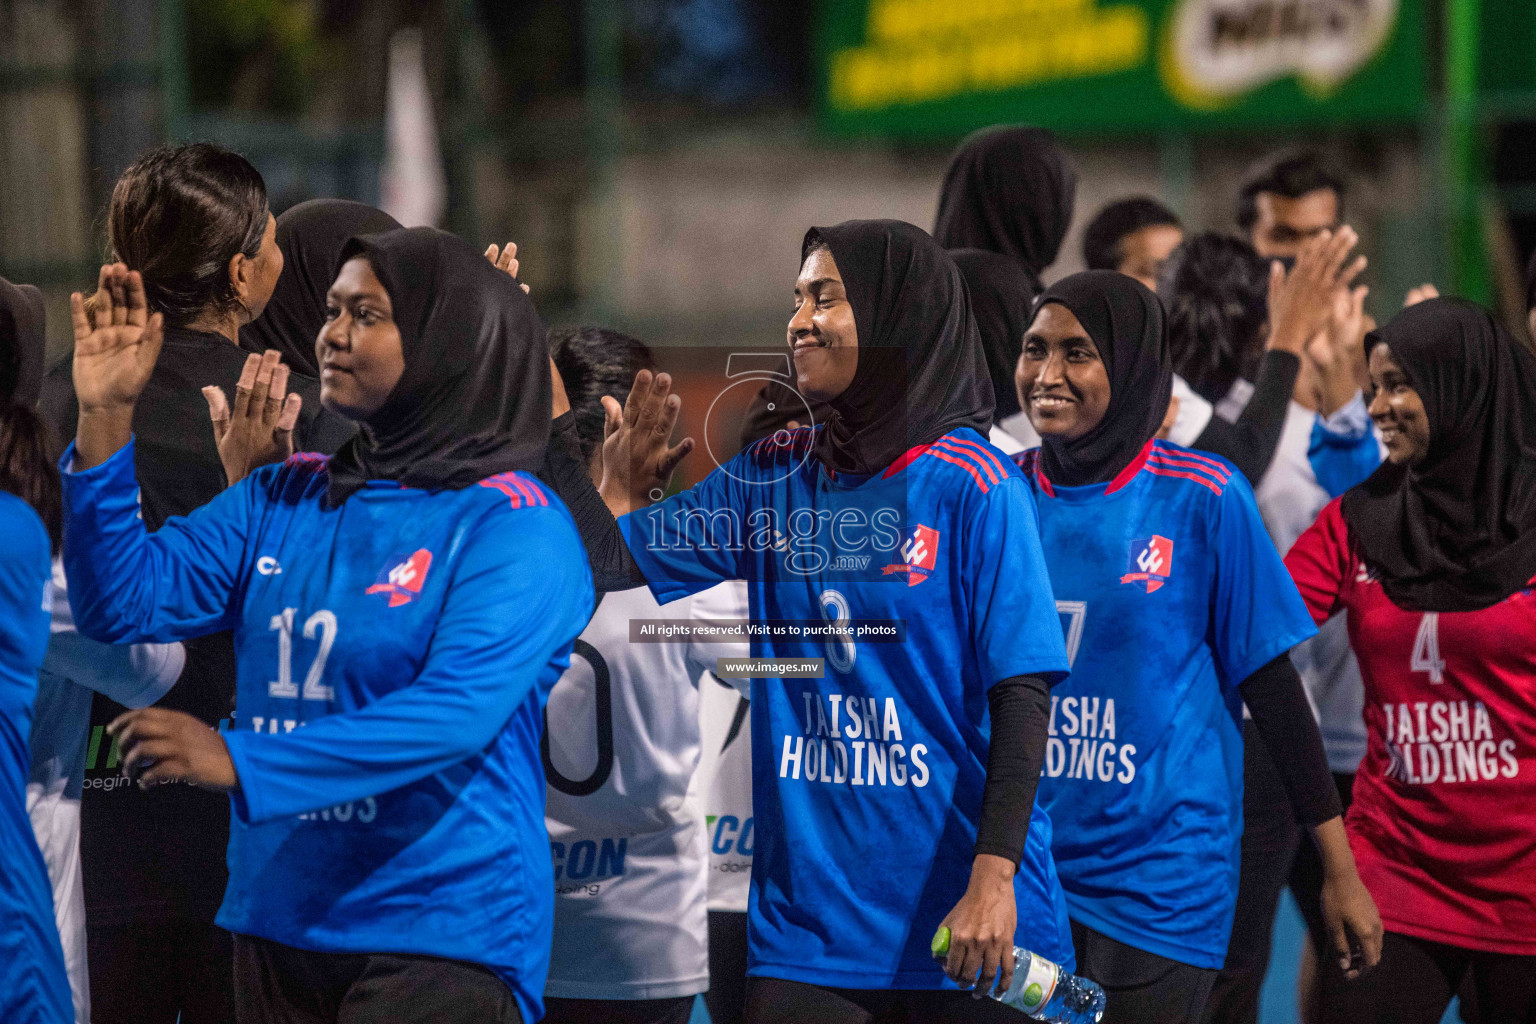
[203,350,303,486]
[1266,226,1367,356]
[1307,282,1371,416]
[71,263,165,470]
[597,369,694,516]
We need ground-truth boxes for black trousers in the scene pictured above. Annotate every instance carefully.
[1203,724,1357,1024]
[1316,930,1536,1024]
[706,910,750,1024]
[1072,920,1218,1024]
[743,976,1030,1023]
[232,934,521,1024]
[89,916,233,1024]
[542,996,694,1024]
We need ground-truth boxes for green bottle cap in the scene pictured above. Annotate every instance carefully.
[931,926,952,959]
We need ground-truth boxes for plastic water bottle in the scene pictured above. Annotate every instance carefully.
[931,926,1106,1023]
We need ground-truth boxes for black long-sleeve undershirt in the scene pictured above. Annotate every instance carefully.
[537,412,646,592]
[1191,350,1300,485]
[1239,653,1344,827]
[975,674,1051,866]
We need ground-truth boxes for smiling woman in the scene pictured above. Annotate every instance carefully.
[1015,302,1111,444]
[1364,345,1429,465]
[542,219,1077,1024]
[1009,269,1381,1024]
[1286,298,1536,1024]
[788,236,859,403]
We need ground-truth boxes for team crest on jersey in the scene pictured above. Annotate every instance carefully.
[1121,535,1174,593]
[881,524,939,586]
[366,549,434,607]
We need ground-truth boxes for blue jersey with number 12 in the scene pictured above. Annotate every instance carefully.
[622,426,1074,989]
[60,441,592,1024]
[1017,440,1316,968]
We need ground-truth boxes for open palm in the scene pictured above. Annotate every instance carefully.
[70,263,165,414]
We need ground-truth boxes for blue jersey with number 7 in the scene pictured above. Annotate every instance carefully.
[1016,439,1317,969]
[621,425,1073,989]
[59,440,592,1024]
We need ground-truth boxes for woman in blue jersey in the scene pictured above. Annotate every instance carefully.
[547,219,1074,1023]
[0,275,73,1024]
[1010,270,1381,1024]
[1159,231,1382,1024]
[59,229,592,1024]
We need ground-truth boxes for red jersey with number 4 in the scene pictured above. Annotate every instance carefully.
[1285,499,1536,954]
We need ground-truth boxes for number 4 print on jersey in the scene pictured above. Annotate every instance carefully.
[1411,612,1446,684]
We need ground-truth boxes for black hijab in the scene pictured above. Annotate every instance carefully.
[325,227,552,507]
[806,220,992,477]
[933,125,1078,290]
[0,274,46,406]
[240,199,403,376]
[1341,299,1536,611]
[1033,270,1171,487]
[949,248,1034,422]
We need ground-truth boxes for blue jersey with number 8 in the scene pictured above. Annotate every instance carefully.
[1017,440,1317,968]
[60,441,592,1024]
[622,426,1073,989]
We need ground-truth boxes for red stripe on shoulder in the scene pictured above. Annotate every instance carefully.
[922,447,991,492]
[283,452,329,471]
[750,425,818,466]
[1145,465,1224,496]
[479,471,550,509]
[946,435,1009,478]
[1011,449,1054,495]
[931,438,1001,486]
[1154,442,1231,477]
[1148,451,1231,488]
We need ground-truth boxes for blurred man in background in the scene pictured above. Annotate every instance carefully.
[1238,152,1347,264]
[1082,197,1184,292]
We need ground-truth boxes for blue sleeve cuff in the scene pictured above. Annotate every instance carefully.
[59,436,136,478]
[1316,394,1370,440]
[222,730,265,826]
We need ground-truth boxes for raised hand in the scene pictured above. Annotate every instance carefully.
[597,369,694,516]
[1266,226,1367,355]
[71,264,164,416]
[203,350,303,486]
[1306,284,1370,416]
[71,263,165,469]
[1404,283,1439,307]
[484,241,530,294]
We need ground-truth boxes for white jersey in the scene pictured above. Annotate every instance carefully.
[697,668,752,913]
[543,582,749,1000]
[1166,374,1215,447]
[28,560,184,1024]
[1216,386,1377,772]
